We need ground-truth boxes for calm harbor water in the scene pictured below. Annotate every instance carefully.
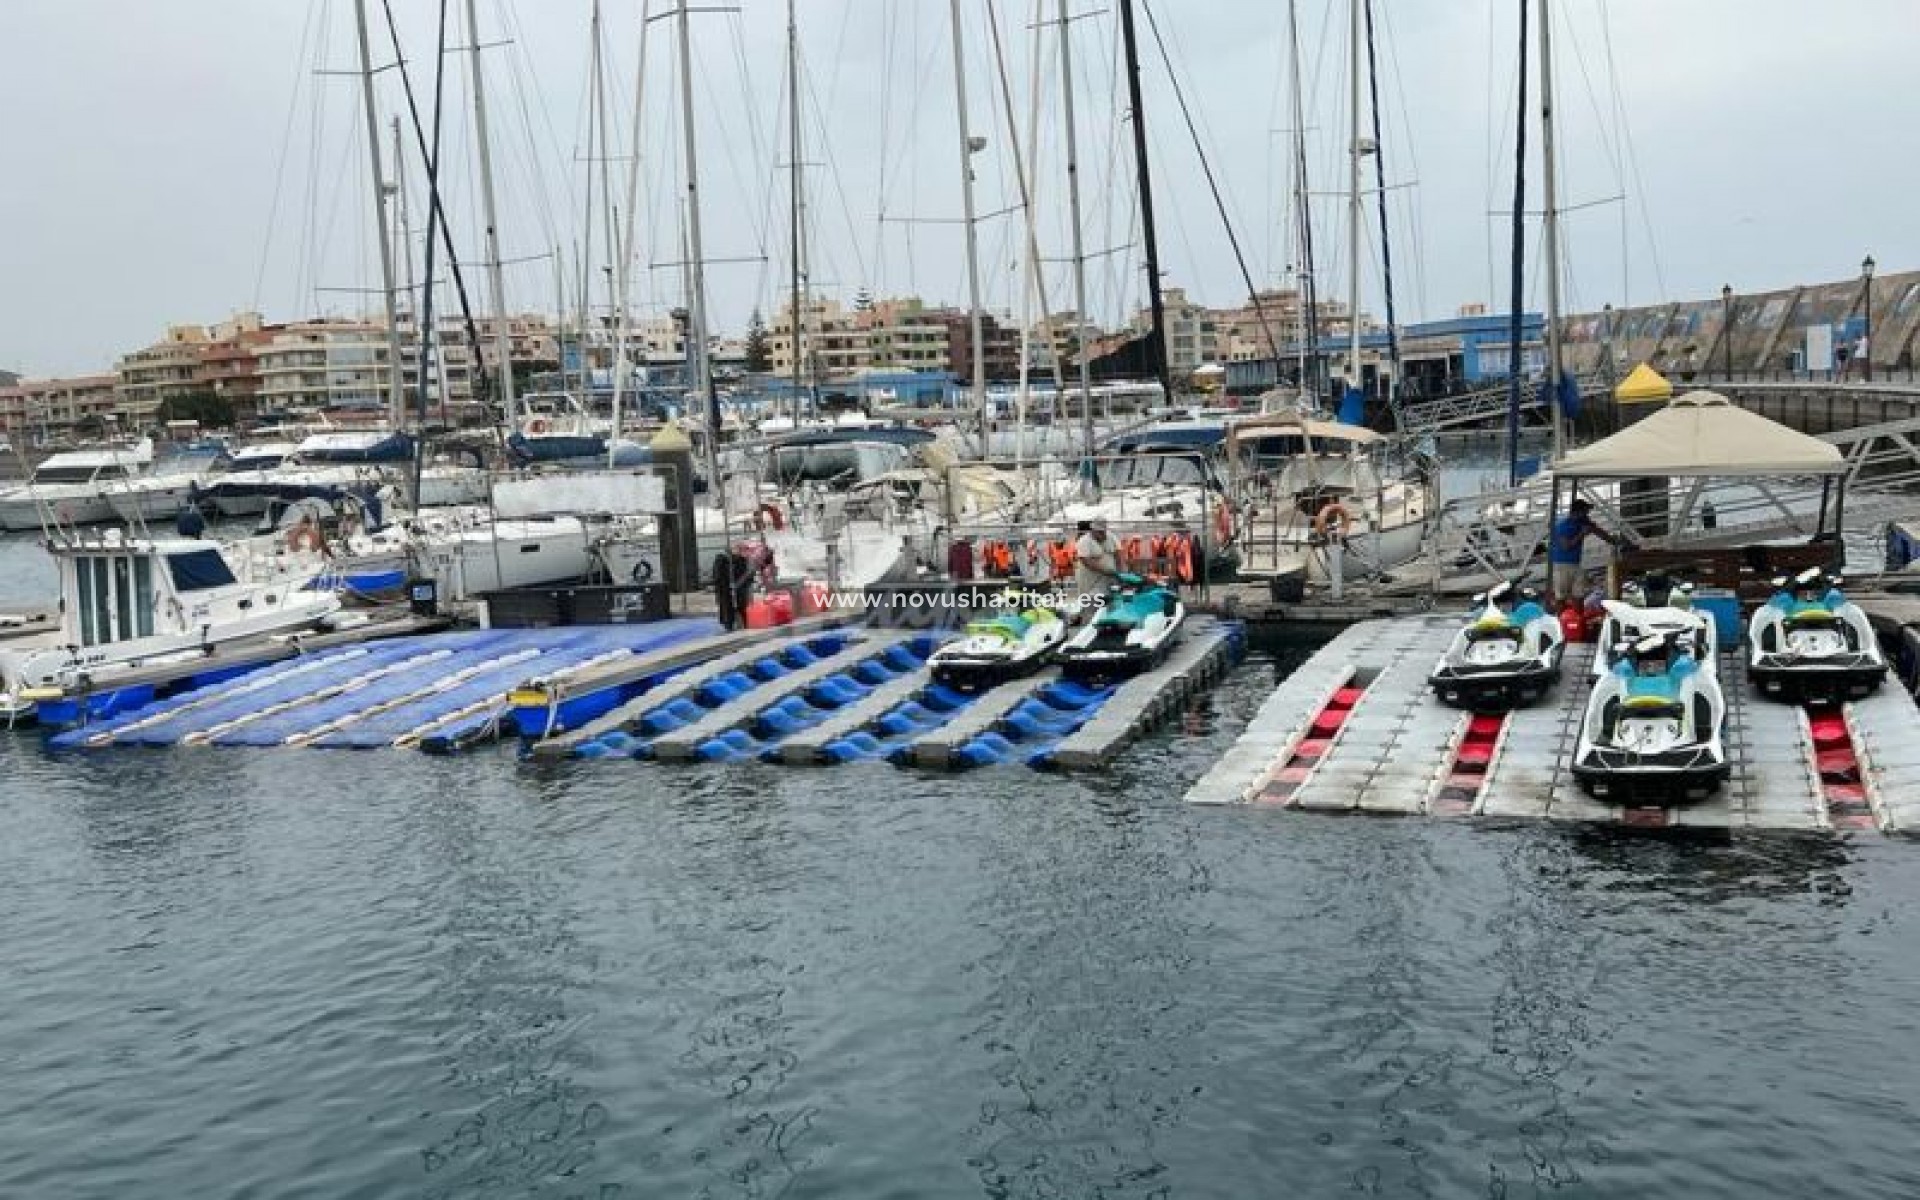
[2,468,1918,1198]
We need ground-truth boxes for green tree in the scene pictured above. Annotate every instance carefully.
[743,308,773,374]
[156,391,235,429]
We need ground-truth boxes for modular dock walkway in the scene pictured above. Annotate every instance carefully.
[1187,614,1920,835]
[548,616,1244,772]
[526,630,858,759]
[642,633,932,762]
[50,622,719,752]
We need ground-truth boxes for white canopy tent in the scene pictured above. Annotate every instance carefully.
[1556,392,1844,479]
[1552,391,1849,551]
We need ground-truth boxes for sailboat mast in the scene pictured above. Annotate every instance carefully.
[463,0,515,419]
[1538,0,1567,460]
[1058,0,1095,457]
[392,118,417,329]
[610,0,653,463]
[1117,0,1171,408]
[947,0,990,453]
[351,0,407,429]
[1344,0,1364,421]
[1286,0,1317,403]
[676,0,724,504]
[787,0,809,425]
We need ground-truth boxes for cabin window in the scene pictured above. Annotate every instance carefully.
[112,557,134,642]
[77,557,113,647]
[131,556,154,637]
[167,549,238,592]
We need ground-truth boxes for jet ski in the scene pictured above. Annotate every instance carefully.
[1572,625,1729,803]
[1593,573,1715,677]
[927,590,1068,690]
[1055,573,1185,681]
[1747,566,1886,703]
[1428,581,1565,710]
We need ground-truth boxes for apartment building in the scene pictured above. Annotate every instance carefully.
[254,320,394,415]
[115,325,212,422]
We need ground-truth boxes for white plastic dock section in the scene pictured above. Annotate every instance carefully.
[1047,622,1237,769]
[1187,614,1917,834]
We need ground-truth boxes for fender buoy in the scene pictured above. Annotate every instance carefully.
[1213,501,1233,545]
[1312,501,1354,541]
[526,417,551,435]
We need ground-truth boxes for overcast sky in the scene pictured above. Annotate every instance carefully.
[2,0,1916,378]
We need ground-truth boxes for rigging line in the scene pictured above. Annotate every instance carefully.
[1598,0,1664,303]
[722,8,774,259]
[692,36,772,276]
[498,0,574,257]
[380,0,485,420]
[1158,3,1265,284]
[1373,0,1428,321]
[1140,0,1280,361]
[298,0,334,315]
[801,55,872,288]
[1362,0,1401,421]
[255,0,323,312]
[871,0,895,294]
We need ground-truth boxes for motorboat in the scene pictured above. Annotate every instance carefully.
[266,431,491,508]
[1592,574,1715,677]
[1747,566,1886,703]
[1055,573,1185,681]
[205,442,302,517]
[0,440,158,531]
[1427,581,1565,710]
[0,529,344,720]
[1571,626,1729,802]
[927,590,1068,690]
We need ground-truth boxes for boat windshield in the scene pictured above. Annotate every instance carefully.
[1093,453,1211,490]
[166,548,239,592]
[30,464,113,485]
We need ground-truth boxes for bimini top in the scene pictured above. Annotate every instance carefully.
[1225,411,1383,448]
[1556,391,1844,478]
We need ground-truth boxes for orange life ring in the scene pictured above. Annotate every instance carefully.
[286,524,324,554]
[1312,501,1354,540]
[527,417,551,435]
[756,502,786,531]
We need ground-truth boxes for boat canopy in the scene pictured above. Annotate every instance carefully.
[1224,413,1384,448]
[1556,391,1844,478]
[293,431,415,463]
[196,480,387,529]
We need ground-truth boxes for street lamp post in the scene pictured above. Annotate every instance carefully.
[1720,284,1734,379]
[1862,254,1876,383]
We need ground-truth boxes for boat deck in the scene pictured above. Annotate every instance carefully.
[1187,615,1919,834]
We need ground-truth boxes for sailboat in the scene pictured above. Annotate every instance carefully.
[1227,0,1430,592]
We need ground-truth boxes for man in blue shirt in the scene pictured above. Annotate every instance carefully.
[1549,498,1615,606]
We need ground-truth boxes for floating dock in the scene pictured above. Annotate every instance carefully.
[1187,615,1920,834]
[50,621,721,752]
[548,617,1242,771]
